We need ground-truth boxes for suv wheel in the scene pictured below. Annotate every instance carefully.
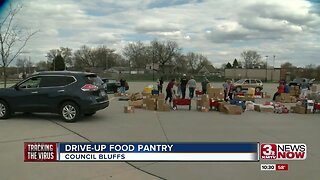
[60,102,80,122]
[0,100,10,119]
[255,87,261,92]
[236,86,242,92]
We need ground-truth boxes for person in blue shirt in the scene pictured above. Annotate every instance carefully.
[284,82,289,93]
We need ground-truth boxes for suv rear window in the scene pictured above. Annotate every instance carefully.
[85,74,103,86]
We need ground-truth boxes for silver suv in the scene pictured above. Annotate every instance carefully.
[233,79,263,92]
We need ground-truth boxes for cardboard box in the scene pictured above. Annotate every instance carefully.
[291,96,297,103]
[128,100,143,108]
[142,92,151,96]
[207,88,224,100]
[129,93,143,101]
[295,106,306,114]
[157,99,165,111]
[145,98,157,111]
[223,105,242,115]
[254,105,274,112]
[162,104,171,111]
[200,106,209,112]
[201,95,210,108]
[311,85,317,92]
[306,109,313,114]
[158,93,165,99]
[218,102,229,113]
[196,99,203,110]
[124,106,135,113]
[236,96,255,102]
[290,106,297,113]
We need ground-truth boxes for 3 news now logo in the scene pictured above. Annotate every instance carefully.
[260,143,307,160]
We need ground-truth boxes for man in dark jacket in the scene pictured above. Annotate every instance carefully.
[180,74,188,99]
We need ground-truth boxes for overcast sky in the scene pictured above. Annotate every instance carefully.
[1,0,320,68]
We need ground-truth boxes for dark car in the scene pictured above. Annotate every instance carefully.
[0,71,109,122]
[288,78,315,87]
[101,78,121,93]
[101,78,129,93]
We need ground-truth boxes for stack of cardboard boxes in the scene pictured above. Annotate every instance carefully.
[289,86,300,97]
[127,93,170,112]
[196,94,210,112]
[275,93,297,103]
[207,87,224,100]
[291,100,315,114]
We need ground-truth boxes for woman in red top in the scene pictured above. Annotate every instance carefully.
[273,82,285,101]
[165,79,176,105]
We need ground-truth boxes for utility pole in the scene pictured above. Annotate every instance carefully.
[265,56,268,82]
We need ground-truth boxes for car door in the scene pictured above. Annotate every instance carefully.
[37,75,77,111]
[250,79,257,88]
[10,76,48,112]
[243,79,250,89]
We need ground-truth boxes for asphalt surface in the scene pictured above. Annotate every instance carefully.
[0,82,319,180]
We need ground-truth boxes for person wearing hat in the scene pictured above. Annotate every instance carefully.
[180,74,188,99]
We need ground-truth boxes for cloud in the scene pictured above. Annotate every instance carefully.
[1,0,319,67]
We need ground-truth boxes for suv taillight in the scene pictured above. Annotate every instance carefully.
[81,84,98,91]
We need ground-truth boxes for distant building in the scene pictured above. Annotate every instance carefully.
[224,68,281,81]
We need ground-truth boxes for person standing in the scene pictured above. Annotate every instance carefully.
[227,80,234,100]
[180,74,188,99]
[300,79,309,99]
[157,77,164,93]
[187,76,197,99]
[119,78,126,94]
[223,80,228,101]
[165,79,176,105]
[201,77,209,94]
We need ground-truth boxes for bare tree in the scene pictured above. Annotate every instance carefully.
[186,52,198,74]
[16,57,27,73]
[123,41,147,73]
[280,62,296,69]
[241,50,263,69]
[73,45,96,69]
[150,40,180,74]
[0,4,38,87]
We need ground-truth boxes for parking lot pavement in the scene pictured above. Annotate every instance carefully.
[0,82,319,180]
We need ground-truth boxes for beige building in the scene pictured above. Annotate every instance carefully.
[224,68,281,81]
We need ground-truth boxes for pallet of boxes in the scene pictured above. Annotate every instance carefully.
[206,86,242,115]
[124,92,143,113]
[143,92,171,112]
[291,100,315,114]
[196,94,210,112]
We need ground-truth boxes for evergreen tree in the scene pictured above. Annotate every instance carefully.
[232,58,239,68]
[226,62,232,69]
[52,54,65,71]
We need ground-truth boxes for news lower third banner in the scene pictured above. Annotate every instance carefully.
[24,142,259,162]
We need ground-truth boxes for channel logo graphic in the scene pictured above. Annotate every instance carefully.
[260,143,307,160]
